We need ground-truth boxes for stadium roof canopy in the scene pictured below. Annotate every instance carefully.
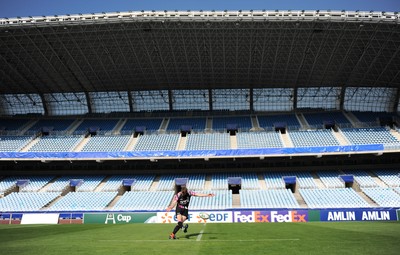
[0,10,399,115]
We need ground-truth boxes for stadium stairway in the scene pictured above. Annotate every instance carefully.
[357,191,379,207]
[310,172,326,189]
[250,116,263,131]
[18,119,37,135]
[342,112,359,128]
[38,176,59,192]
[73,136,90,152]
[280,132,293,147]
[293,192,308,208]
[67,119,84,134]
[332,129,349,145]
[159,118,169,133]
[389,129,400,141]
[204,174,212,190]
[106,195,122,210]
[149,176,161,191]
[42,195,63,210]
[232,194,241,208]
[112,119,127,134]
[20,136,41,152]
[124,135,138,150]
[367,171,389,188]
[296,113,310,129]
[205,117,212,132]
[94,176,111,192]
[230,135,237,149]
[177,136,187,150]
[257,173,268,190]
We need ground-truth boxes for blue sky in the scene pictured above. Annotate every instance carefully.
[0,0,399,18]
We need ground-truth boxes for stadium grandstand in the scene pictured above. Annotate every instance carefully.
[0,10,400,218]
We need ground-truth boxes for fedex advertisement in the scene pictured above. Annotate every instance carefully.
[233,210,309,223]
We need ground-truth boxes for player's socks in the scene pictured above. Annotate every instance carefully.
[173,223,181,234]
[183,224,189,233]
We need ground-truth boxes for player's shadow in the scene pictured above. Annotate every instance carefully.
[184,232,209,239]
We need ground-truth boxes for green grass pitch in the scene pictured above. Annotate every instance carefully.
[1,222,399,255]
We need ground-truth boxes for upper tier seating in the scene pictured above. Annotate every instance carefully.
[48,191,117,211]
[120,119,163,133]
[18,175,54,192]
[285,171,318,189]
[341,127,400,145]
[45,175,105,192]
[264,171,317,189]
[351,111,396,125]
[302,112,351,127]
[0,119,30,131]
[112,191,174,211]
[300,188,371,208]
[27,119,75,133]
[316,171,345,188]
[240,189,299,209]
[75,176,106,192]
[156,174,206,191]
[373,170,400,187]
[46,176,79,192]
[264,172,286,189]
[81,135,131,152]
[101,175,156,191]
[0,135,32,152]
[211,172,260,190]
[289,130,340,147]
[257,114,300,130]
[212,116,252,131]
[166,117,207,131]
[0,192,60,211]
[133,134,180,151]
[342,170,379,188]
[361,187,400,207]
[236,132,283,148]
[190,190,232,210]
[0,176,24,192]
[73,119,119,134]
[28,135,82,152]
[185,133,231,150]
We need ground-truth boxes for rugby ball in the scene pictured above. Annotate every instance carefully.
[198,212,210,220]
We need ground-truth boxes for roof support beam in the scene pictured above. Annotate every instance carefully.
[85,92,92,114]
[249,87,254,112]
[293,87,298,110]
[168,89,173,111]
[339,86,346,110]
[127,91,134,112]
[39,93,48,116]
[394,89,400,113]
[208,89,213,111]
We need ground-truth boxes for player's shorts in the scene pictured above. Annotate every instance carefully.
[175,207,189,218]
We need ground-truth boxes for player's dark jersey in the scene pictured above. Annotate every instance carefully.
[174,190,196,209]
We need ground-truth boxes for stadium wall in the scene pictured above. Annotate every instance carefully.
[1,208,399,224]
[0,144,384,160]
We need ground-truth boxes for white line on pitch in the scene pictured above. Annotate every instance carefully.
[99,239,300,242]
[196,223,206,242]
